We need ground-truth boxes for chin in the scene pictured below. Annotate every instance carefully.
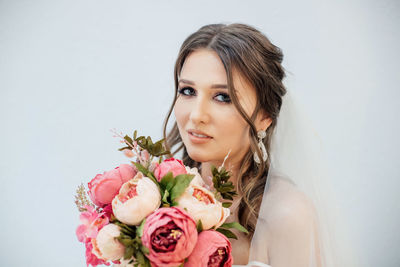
[186,149,211,163]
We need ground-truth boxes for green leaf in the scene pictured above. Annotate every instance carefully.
[222,202,232,208]
[133,162,149,175]
[119,237,134,247]
[124,135,134,145]
[162,190,170,203]
[124,246,135,260]
[160,172,174,190]
[146,136,153,146]
[135,250,145,265]
[170,174,194,201]
[223,194,234,201]
[220,222,249,234]
[136,219,146,237]
[196,220,204,232]
[215,228,238,240]
[140,245,150,255]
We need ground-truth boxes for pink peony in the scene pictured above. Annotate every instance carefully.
[112,172,161,225]
[176,184,230,230]
[85,239,110,267]
[154,158,186,181]
[102,204,114,220]
[141,207,198,267]
[76,205,109,243]
[185,230,233,267]
[88,164,137,207]
[91,224,125,261]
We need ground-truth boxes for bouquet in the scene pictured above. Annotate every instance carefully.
[75,130,248,267]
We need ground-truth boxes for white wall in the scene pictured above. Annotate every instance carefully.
[0,0,398,266]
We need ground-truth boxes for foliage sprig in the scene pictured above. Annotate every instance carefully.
[74,184,93,212]
[211,165,237,207]
[216,222,249,240]
[118,130,170,157]
[112,218,151,267]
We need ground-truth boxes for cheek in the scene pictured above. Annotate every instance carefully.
[217,109,250,146]
[173,100,188,128]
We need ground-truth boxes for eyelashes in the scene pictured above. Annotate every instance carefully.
[178,87,196,96]
[178,87,232,103]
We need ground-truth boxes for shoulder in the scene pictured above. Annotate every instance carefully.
[260,180,322,265]
[265,181,317,235]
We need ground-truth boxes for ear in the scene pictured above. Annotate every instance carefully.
[256,111,272,132]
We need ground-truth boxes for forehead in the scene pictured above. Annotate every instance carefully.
[180,49,227,85]
[179,49,256,97]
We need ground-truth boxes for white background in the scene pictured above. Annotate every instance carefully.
[0,0,399,266]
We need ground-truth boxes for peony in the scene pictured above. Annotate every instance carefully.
[112,172,161,225]
[76,205,109,243]
[185,166,206,187]
[185,230,233,267]
[88,164,137,207]
[154,158,186,181]
[141,207,198,267]
[85,240,110,267]
[91,224,125,261]
[176,185,230,230]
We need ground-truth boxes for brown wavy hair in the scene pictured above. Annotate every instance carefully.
[162,23,287,238]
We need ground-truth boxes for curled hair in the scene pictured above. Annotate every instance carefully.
[162,23,287,238]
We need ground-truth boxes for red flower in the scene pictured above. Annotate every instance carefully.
[141,207,198,267]
[185,230,233,267]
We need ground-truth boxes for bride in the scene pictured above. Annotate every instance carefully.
[162,23,357,266]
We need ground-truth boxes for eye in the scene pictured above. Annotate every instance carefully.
[214,92,231,103]
[178,87,196,96]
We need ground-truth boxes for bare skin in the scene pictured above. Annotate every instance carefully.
[173,48,272,264]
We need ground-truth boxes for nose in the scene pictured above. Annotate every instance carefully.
[189,95,210,125]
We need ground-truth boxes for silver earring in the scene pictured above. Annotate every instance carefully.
[253,130,268,164]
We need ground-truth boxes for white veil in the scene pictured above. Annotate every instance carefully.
[248,90,359,267]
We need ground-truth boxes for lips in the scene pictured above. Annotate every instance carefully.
[187,129,212,138]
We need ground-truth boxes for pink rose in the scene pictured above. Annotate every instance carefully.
[185,230,233,267]
[88,164,137,207]
[76,205,109,243]
[154,158,186,181]
[141,207,198,267]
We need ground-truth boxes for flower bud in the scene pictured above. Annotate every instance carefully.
[91,224,125,261]
[112,172,161,225]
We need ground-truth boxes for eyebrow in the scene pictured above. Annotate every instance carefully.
[178,79,228,89]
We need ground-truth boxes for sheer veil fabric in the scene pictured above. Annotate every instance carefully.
[248,91,359,267]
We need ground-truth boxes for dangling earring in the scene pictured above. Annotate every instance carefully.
[253,130,268,164]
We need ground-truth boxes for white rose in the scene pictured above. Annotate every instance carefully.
[92,224,124,261]
[176,184,230,230]
[112,172,161,225]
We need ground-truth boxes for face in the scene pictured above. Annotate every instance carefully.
[174,49,271,167]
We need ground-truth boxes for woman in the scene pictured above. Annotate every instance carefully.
[163,23,356,267]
